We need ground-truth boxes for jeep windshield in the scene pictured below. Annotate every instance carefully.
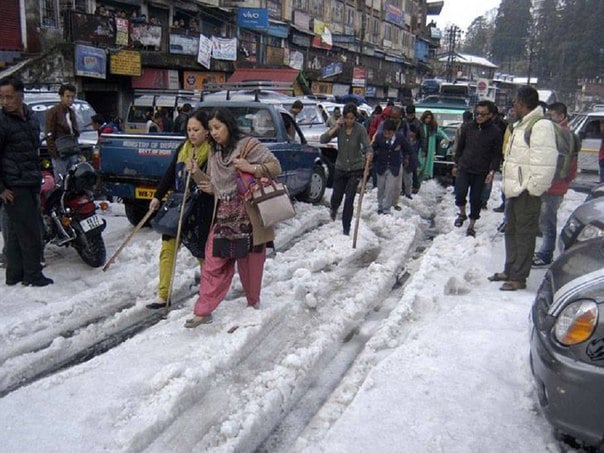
[199,106,278,139]
[28,100,97,135]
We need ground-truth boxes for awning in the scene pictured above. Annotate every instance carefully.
[227,68,300,84]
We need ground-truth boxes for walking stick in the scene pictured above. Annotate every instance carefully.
[102,208,155,272]
[165,166,194,311]
[352,156,372,249]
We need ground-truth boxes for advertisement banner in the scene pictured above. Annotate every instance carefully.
[130,24,161,48]
[132,69,179,89]
[385,3,404,26]
[352,67,367,87]
[311,81,332,94]
[321,62,343,78]
[288,50,304,70]
[183,71,225,90]
[109,50,141,76]
[237,8,269,30]
[115,18,129,46]
[75,44,106,79]
[197,34,212,68]
[211,37,237,61]
[170,33,199,55]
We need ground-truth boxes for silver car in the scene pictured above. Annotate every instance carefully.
[559,196,604,251]
[530,237,604,448]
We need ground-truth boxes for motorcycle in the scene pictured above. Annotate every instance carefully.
[40,162,107,267]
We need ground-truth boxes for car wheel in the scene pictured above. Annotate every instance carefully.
[299,165,327,204]
[124,200,153,227]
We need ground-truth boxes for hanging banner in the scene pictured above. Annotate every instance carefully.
[115,18,129,46]
[211,37,237,61]
[130,24,161,48]
[312,20,332,49]
[170,32,199,56]
[197,34,212,68]
[74,44,106,80]
[288,50,304,70]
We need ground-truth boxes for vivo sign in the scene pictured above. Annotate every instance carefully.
[237,8,269,30]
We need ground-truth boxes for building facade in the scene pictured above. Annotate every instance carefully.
[0,0,444,119]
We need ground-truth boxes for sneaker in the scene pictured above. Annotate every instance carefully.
[184,314,213,328]
[466,227,476,237]
[22,275,54,287]
[454,214,467,227]
[493,204,505,213]
[404,194,413,200]
[532,256,551,268]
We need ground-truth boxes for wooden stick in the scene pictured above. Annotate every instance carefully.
[352,157,371,249]
[165,167,194,310]
[102,208,155,272]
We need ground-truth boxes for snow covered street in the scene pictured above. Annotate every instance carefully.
[0,180,587,452]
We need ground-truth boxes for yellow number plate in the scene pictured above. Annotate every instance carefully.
[135,187,156,200]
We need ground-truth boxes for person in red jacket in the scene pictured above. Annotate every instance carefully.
[532,102,577,267]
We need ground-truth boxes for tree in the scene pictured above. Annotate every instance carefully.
[462,16,493,57]
[490,0,532,72]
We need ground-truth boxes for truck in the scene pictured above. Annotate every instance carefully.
[99,101,329,226]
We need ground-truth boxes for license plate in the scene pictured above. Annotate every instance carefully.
[80,215,103,233]
[135,187,156,199]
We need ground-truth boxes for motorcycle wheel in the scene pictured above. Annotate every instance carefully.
[75,232,106,268]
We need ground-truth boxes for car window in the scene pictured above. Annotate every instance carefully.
[28,100,97,134]
[585,119,603,139]
[284,104,326,126]
[199,106,277,139]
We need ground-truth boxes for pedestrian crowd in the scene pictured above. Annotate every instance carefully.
[0,78,596,326]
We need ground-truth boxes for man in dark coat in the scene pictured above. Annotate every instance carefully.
[0,78,53,286]
[453,100,502,237]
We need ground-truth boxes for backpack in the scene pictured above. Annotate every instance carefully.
[523,117,580,181]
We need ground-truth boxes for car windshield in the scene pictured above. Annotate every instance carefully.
[29,100,97,134]
[200,106,277,139]
[286,104,326,126]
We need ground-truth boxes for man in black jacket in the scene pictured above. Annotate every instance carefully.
[0,78,53,286]
[452,100,502,237]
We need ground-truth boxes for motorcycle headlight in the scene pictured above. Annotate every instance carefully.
[554,299,598,346]
[577,222,604,242]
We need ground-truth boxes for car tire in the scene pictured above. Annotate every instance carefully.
[124,200,153,227]
[298,164,327,205]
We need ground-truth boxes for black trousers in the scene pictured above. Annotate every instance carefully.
[454,169,487,220]
[4,187,44,283]
[331,168,363,234]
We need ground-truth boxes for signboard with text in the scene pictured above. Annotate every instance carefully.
[110,50,141,76]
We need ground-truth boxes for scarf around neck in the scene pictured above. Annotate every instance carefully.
[209,136,274,199]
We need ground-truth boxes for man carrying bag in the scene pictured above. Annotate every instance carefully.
[46,83,81,182]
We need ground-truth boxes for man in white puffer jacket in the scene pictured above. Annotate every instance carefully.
[489,86,558,291]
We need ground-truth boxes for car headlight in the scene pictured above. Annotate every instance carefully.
[577,222,604,242]
[439,138,450,149]
[554,300,598,346]
[565,216,581,235]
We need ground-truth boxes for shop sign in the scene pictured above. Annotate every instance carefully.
[352,67,366,87]
[237,8,269,30]
[132,69,179,89]
[183,71,225,90]
[75,44,106,80]
[321,62,343,78]
[109,50,141,76]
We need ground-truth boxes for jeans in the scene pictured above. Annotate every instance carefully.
[535,193,563,263]
[331,168,363,234]
[454,169,487,220]
[600,159,604,183]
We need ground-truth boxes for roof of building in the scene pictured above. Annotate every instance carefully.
[438,53,498,69]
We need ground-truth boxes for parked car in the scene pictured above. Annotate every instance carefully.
[433,123,457,183]
[558,196,604,252]
[586,182,604,201]
[24,91,98,165]
[530,237,604,449]
[568,109,603,174]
